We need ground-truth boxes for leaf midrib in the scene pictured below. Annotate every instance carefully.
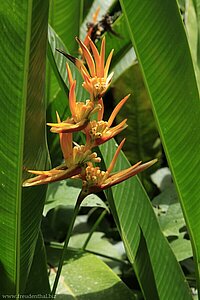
[16,0,33,293]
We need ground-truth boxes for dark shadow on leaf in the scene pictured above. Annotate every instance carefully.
[0,261,15,294]
[135,227,160,300]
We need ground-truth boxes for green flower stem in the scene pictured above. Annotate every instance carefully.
[84,248,129,265]
[82,209,107,250]
[51,191,86,296]
[50,243,130,266]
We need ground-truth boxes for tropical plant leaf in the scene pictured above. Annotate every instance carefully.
[48,25,89,101]
[44,178,108,215]
[185,0,200,92]
[46,0,84,112]
[100,140,192,300]
[24,232,50,294]
[120,0,200,293]
[69,232,122,260]
[112,48,136,83]
[47,247,136,299]
[49,0,82,54]
[170,236,193,262]
[112,63,161,196]
[0,0,50,294]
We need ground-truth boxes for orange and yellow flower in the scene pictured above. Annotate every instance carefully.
[57,37,114,101]
[85,95,129,147]
[80,139,157,195]
[23,31,157,193]
[23,126,101,187]
[77,36,114,101]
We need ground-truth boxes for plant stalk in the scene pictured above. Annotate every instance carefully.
[51,191,86,296]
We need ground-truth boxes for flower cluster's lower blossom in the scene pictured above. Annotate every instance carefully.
[23,34,157,197]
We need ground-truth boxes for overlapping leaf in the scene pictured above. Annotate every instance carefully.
[100,140,192,300]
[0,0,50,294]
[47,247,136,299]
[120,0,200,294]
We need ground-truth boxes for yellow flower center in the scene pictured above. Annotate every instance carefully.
[84,162,108,187]
[66,146,101,168]
[88,120,108,141]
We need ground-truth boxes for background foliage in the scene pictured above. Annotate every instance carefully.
[0,0,199,299]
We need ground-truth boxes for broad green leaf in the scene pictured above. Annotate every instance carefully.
[82,0,94,21]
[112,48,136,83]
[113,64,161,165]
[0,0,49,294]
[46,0,84,113]
[152,184,193,262]
[170,236,193,262]
[112,63,161,196]
[69,232,122,260]
[24,232,50,294]
[44,178,108,215]
[185,0,200,92]
[48,25,89,101]
[191,0,200,68]
[153,185,185,236]
[120,0,200,292]
[100,140,192,300]
[49,0,83,54]
[42,179,108,243]
[47,247,136,299]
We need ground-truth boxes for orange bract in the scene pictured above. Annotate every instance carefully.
[47,64,102,133]
[74,37,114,101]
[23,128,101,187]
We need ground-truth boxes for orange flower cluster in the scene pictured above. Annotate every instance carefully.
[23,37,157,196]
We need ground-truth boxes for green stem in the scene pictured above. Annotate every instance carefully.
[84,248,129,265]
[49,243,130,266]
[51,191,85,296]
[82,209,107,250]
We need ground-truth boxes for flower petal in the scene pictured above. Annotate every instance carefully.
[104,49,114,78]
[99,37,105,77]
[76,37,96,77]
[69,81,77,118]
[89,38,101,74]
[107,138,126,174]
[66,63,74,87]
[98,97,104,121]
[102,159,158,189]
[108,94,130,127]
[23,166,82,187]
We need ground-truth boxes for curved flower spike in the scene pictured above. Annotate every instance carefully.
[81,139,158,195]
[85,95,130,147]
[47,64,101,133]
